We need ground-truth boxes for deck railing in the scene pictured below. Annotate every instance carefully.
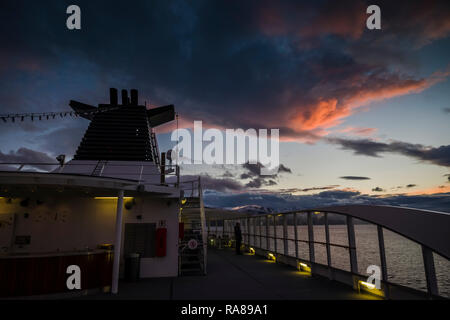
[206,206,450,300]
[0,161,180,187]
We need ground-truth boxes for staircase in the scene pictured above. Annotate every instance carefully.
[91,160,108,176]
[179,229,205,275]
[178,179,207,276]
[149,128,160,168]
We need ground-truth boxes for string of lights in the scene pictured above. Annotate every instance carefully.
[0,106,122,123]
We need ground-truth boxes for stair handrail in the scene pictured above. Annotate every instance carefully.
[198,176,207,275]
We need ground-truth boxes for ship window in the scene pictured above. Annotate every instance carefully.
[124,223,156,258]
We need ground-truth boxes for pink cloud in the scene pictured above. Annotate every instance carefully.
[338,126,377,137]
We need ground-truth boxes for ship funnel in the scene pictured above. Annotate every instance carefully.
[130,89,138,105]
[110,88,118,105]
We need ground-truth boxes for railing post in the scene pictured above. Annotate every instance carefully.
[160,152,166,185]
[206,220,211,238]
[377,225,389,299]
[346,216,358,284]
[283,215,288,256]
[253,217,257,248]
[111,190,124,294]
[216,220,219,238]
[324,213,332,279]
[265,215,270,250]
[273,215,277,255]
[307,212,315,266]
[221,219,225,238]
[422,245,439,298]
[293,212,298,259]
[246,217,250,247]
[258,217,262,249]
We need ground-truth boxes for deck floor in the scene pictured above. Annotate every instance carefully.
[77,248,378,300]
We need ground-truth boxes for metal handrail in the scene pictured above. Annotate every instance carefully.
[0,161,182,187]
[208,205,450,299]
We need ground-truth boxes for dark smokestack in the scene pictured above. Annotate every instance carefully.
[110,88,118,105]
[121,89,128,105]
[130,89,138,105]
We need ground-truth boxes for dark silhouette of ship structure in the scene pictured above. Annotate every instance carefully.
[70,88,174,163]
[0,88,208,298]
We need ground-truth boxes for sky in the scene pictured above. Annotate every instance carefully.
[0,0,449,212]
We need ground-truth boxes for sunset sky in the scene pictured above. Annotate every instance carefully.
[0,0,449,211]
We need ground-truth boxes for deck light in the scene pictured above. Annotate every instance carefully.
[297,262,311,273]
[94,196,133,200]
[268,253,276,262]
[357,280,385,297]
[249,247,255,254]
[181,198,187,205]
[359,281,376,290]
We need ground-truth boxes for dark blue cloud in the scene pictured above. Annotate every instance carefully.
[328,138,450,167]
[2,0,449,155]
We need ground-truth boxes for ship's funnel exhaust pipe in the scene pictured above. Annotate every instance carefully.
[110,88,118,105]
[130,89,138,105]
[121,89,128,105]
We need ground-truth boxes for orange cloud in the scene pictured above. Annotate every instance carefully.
[287,68,449,135]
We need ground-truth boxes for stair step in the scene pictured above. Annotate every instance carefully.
[181,261,200,265]
[181,256,201,260]
[180,267,202,272]
[181,253,200,257]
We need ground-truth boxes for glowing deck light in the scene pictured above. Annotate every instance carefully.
[181,198,187,205]
[357,280,384,297]
[359,281,376,290]
[297,261,311,273]
[268,253,276,262]
[249,247,255,254]
[94,196,134,200]
[313,211,321,215]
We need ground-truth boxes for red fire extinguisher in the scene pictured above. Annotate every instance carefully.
[156,220,167,257]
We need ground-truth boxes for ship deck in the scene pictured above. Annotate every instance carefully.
[77,248,378,300]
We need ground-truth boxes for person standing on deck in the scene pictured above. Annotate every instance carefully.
[234,222,242,255]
